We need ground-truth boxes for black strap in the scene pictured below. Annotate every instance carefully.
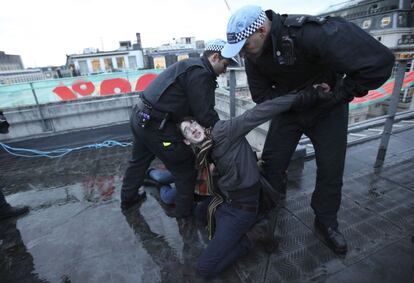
[136,96,170,122]
[282,14,327,27]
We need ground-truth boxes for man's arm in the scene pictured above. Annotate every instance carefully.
[184,68,219,128]
[216,88,319,143]
[302,17,395,99]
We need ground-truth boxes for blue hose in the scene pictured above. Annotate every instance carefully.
[0,140,132,158]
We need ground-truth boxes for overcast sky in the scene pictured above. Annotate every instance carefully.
[1,0,348,68]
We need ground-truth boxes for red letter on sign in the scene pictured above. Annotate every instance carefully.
[72,81,95,96]
[135,73,158,91]
[100,78,131,96]
[53,86,77,101]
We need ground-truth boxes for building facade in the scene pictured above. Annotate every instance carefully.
[66,34,145,76]
[0,51,24,71]
[144,37,204,69]
[319,0,414,60]
[0,69,48,85]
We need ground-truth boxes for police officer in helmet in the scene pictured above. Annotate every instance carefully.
[222,5,394,254]
[121,39,236,219]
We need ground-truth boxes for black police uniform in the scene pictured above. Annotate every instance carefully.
[121,56,219,218]
[244,11,395,228]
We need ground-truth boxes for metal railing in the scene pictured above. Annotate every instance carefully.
[227,60,413,167]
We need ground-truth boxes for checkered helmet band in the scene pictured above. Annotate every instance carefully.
[205,44,224,52]
[227,10,266,44]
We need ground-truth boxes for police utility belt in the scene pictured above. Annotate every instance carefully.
[135,97,170,130]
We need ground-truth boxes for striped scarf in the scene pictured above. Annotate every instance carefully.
[195,128,223,240]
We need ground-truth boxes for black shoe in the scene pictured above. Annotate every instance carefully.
[314,219,347,255]
[247,218,278,253]
[143,178,162,188]
[121,191,147,210]
[0,204,30,221]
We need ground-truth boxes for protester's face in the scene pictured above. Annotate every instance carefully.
[212,57,231,76]
[180,120,206,144]
[240,30,266,58]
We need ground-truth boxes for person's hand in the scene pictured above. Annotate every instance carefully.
[314,83,336,103]
[291,86,321,111]
[329,76,368,104]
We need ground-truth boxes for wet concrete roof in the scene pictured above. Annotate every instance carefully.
[1,127,414,282]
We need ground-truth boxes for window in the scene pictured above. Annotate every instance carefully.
[381,16,391,27]
[128,56,137,69]
[78,60,88,75]
[153,57,166,69]
[91,59,101,73]
[362,19,371,29]
[177,54,189,61]
[104,58,113,71]
[116,57,125,69]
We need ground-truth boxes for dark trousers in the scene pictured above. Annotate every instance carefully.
[0,189,7,209]
[121,106,197,217]
[262,102,348,227]
[197,193,259,279]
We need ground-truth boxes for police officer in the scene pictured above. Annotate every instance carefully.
[221,5,395,254]
[0,110,30,221]
[121,40,235,218]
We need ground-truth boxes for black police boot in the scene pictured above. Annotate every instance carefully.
[247,218,278,253]
[314,218,347,255]
[121,189,147,210]
[0,204,29,221]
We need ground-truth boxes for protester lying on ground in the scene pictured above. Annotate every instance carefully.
[178,85,332,279]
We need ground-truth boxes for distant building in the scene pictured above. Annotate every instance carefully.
[0,51,55,84]
[143,37,204,69]
[66,33,144,76]
[319,0,414,61]
[0,69,48,84]
[0,51,24,71]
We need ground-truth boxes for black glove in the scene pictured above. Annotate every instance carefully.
[0,111,10,134]
[291,86,323,111]
[331,77,369,104]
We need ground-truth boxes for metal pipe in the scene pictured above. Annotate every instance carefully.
[402,58,413,102]
[30,82,50,132]
[229,69,236,117]
[374,60,408,168]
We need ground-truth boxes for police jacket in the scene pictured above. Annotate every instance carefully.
[211,94,297,196]
[245,10,395,104]
[143,56,219,128]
